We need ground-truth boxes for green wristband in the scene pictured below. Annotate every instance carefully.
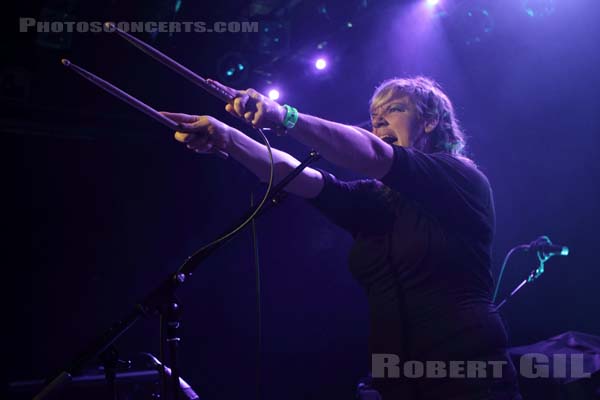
[282,104,299,130]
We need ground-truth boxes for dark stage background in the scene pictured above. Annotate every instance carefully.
[3,0,600,399]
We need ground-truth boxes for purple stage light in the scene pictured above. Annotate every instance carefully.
[315,58,327,70]
[268,89,280,100]
[426,0,440,7]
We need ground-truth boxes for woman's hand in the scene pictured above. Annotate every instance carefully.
[207,79,286,129]
[161,112,233,154]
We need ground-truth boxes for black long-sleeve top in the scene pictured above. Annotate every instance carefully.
[309,146,519,399]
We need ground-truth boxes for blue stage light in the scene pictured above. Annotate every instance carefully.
[217,52,249,84]
[174,0,182,13]
[523,0,556,18]
[455,2,495,46]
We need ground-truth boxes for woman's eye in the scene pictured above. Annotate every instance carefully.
[389,106,405,112]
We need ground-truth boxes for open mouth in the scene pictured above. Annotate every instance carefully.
[381,135,398,144]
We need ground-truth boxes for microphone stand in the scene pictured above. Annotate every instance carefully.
[494,249,555,311]
[33,150,321,400]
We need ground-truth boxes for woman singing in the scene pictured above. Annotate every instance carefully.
[162,76,521,399]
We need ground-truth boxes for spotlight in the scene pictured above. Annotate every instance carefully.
[257,20,290,56]
[426,0,448,18]
[315,58,327,70]
[308,56,332,79]
[522,0,556,18]
[216,52,249,85]
[174,0,183,13]
[268,89,280,100]
[454,2,494,46]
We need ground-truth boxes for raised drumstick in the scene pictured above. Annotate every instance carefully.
[103,22,285,134]
[103,22,236,103]
[61,59,229,159]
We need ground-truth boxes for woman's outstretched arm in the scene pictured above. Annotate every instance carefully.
[162,112,324,199]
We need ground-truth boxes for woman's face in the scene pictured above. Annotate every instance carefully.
[370,95,423,147]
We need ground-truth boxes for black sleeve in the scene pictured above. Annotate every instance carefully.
[380,146,494,237]
[307,169,395,237]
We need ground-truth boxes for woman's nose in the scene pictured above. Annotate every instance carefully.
[373,117,389,128]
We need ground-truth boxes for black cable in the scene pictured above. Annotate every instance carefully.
[249,191,262,400]
[176,126,274,275]
[159,315,167,400]
[492,244,529,303]
[169,125,274,399]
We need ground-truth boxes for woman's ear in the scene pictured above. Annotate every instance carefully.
[424,116,440,133]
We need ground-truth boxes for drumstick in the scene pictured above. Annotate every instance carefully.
[61,59,229,159]
[103,22,236,103]
[103,22,285,134]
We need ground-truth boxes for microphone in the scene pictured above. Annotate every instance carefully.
[528,236,569,257]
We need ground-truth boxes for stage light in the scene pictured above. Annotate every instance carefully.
[268,89,280,100]
[454,2,495,46]
[522,0,556,18]
[315,58,327,70]
[426,0,440,7]
[257,20,290,56]
[174,0,182,13]
[216,52,249,85]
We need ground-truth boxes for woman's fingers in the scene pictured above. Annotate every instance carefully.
[252,101,265,126]
[179,131,213,154]
[171,115,232,156]
[233,93,249,117]
[243,111,254,122]
[245,88,262,101]
[163,88,276,147]
[223,88,274,129]
[174,131,193,143]
[173,116,209,144]
[186,131,210,147]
